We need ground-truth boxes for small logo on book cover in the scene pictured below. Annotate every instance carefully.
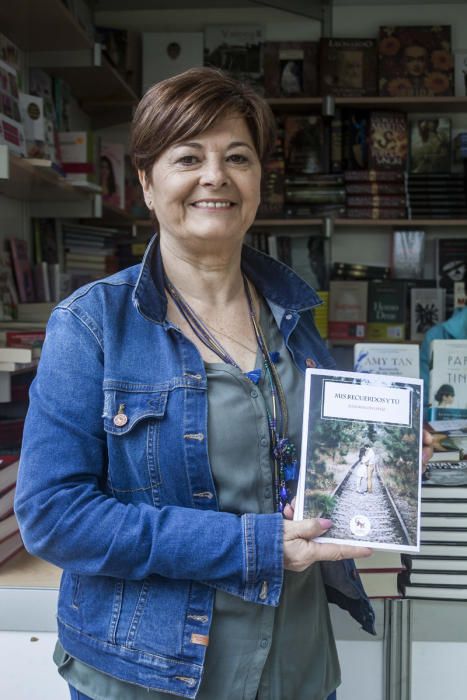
[350,514,371,537]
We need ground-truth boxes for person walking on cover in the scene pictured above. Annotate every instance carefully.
[356,446,368,494]
[361,444,377,494]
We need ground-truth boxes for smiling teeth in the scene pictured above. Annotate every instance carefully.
[194,201,232,208]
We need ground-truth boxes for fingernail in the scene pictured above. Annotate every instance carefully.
[319,518,333,529]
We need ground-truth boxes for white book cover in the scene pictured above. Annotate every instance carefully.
[428,339,467,420]
[410,287,446,342]
[204,25,264,92]
[454,50,467,97]
[295,368,423,552]
[142,33,203,93]
[354,343,420,378]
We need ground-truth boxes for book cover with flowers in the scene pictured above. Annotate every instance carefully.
[295,368,423,552]
[378,26,453,97]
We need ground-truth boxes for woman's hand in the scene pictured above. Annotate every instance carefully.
[283,518,372,572]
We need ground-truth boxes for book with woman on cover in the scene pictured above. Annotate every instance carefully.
[295,368,423,552]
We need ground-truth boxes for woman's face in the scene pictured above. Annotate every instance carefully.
[140,113,261,249]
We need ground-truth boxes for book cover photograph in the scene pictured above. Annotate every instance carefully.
[319,38,377,97]
[295,369,423,552]
[409,118,451,173]
[204,25,263,92]
[263,41,318,97]
[378,25,453,97]
[428,340,467,421]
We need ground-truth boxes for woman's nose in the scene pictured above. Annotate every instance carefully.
[199,157,229,188]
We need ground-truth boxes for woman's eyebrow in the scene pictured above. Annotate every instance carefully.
[173,140,254,151]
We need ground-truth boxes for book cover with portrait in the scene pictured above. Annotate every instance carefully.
[319,38,377,97]
[428,339,467,421]
[410,118,451,173]
[378,25,453,97]
[295,368,423,552]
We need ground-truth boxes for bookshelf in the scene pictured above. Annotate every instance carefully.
[0,0,138,129]
[268,96,467,114]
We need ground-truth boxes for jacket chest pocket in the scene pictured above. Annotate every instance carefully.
[102,381,168,505]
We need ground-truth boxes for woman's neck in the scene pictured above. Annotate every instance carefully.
[160,235,245,310]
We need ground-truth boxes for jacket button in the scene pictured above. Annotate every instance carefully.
[305,358,316,368]
[113,413,128,427]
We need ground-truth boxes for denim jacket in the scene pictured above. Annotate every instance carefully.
[15,234,375,699]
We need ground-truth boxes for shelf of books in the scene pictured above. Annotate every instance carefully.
[0,0,139,130]
[0,151,101,203]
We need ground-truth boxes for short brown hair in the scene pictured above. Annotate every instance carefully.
[130,67,276,181]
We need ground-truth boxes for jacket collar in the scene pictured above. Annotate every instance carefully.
[133,233,322,324]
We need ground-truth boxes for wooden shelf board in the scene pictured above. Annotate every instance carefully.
[0,154,98,202]
[0,0,91,52]
[44,57,138,112]
[0,549,61,589]
[253,218,322,226]
[334,218,467,227]
[267,96,467,113]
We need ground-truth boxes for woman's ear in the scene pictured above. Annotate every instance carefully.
[138,170,153,211]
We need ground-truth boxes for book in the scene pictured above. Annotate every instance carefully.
[391,230,426,280]
[59,131,99,186]
[368,111,408,171]
[331,262,390,281]
[378,25,453,97]
[294,368,423,552]
[367,279,408,342]
[0,483,15,519]
[344,170,405,183]
[284,116,324,175]
[204,25,263,93]
[346,207,406,220]
[413,543,467,557]
[16,302,55,322]
[0,530,23,566]
[0,58,26,157]
[0,251,17,320]
[421,500,467,514]
[142,32,203,93]
[258,131,285,217]
[0,511,18,543]
[454,50,467,97]
[409,118,451,173]
[353,343,420,378]
[0,347,33,363]
[347,195,406,209]
[319,38,377,97]
[406,555,467,570]
[264,41,318,97]
[341,109,369,170]
[5,330,46,358]
[0,454,19,493]
[410,287,446,342]
[33,262,51,303]
[328,280,368,341]
[436,238,467,312]
[0,360,37,372]
[8,238,35,303]
[100,141,125,210]
[359,550,403,571]
[400,584,467,600]
[409,570,467,585]
[358,571,401,598]
[124,155,147,219]
[420,514,467,529]
[428,340,467,421]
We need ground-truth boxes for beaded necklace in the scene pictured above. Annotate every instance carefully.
[164,272,299,513]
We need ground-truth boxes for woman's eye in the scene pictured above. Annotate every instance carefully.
[228,153,248,164]
[177,155,198,165]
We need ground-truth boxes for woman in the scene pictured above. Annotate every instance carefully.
[15,68,431,700]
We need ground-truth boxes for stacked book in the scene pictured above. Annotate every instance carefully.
[407,174,467,219]
[63,223,121,291]
[358,550,405,599]
[284,174,346,218]
[0,453,22,566]
[344,170,407,219]
[399,459,467,601]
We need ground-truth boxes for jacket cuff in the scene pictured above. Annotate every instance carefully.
[241,512,283,607]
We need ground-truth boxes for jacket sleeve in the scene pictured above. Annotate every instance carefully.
[15,307,283,607]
